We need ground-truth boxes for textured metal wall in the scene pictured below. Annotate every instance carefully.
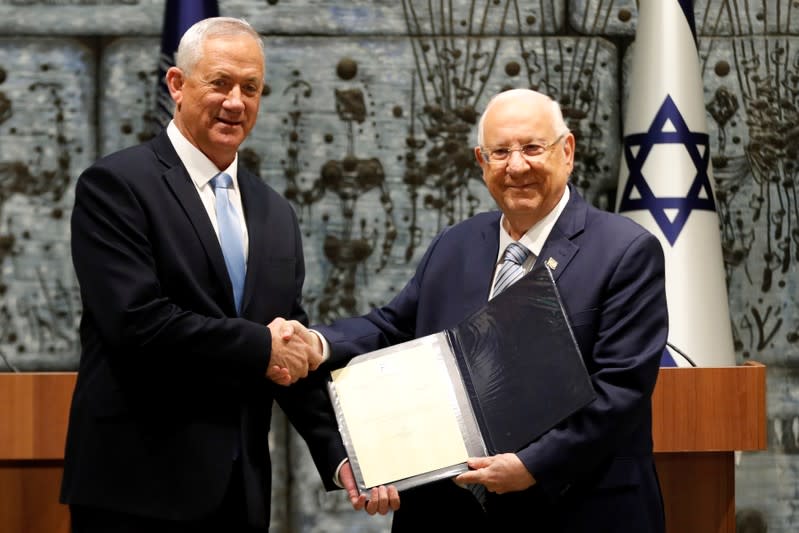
[0,1,795,532]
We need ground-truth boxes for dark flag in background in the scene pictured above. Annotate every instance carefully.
[153,0,220,131]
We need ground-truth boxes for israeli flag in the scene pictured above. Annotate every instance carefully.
[616,0,736,367]
[153,0,220,131]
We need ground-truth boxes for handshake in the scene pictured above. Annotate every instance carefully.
[266,317,325,386]
[265,317,401,515]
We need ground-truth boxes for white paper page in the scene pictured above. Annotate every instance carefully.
[331,343,468,487]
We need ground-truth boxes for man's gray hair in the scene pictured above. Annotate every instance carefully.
[175,17,264,76]
[476,88,568,147]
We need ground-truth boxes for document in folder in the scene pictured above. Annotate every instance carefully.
[327,264,596,494]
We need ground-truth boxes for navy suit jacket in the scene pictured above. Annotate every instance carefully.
[61,130,345,527]
[316,183,668,532]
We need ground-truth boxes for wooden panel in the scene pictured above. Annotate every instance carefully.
[655,452,735,533]
[652,361,766,452]
[0,373,77,460]
[0,364,765,533]
[0,461,70,533]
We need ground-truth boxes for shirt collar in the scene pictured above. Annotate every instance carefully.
[166,120,238,189]
[497,185,570,262]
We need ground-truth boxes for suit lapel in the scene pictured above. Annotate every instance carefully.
[237,170,262,315]
[474,213,502,301]
[152,132,236,312]
[456,212,502,324]
[538,184,587,283]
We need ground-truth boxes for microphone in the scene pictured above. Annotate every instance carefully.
[666,342,697,367]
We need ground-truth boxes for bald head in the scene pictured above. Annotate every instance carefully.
[476,89,567,147]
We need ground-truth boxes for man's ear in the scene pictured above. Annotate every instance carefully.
[563,133,576,172]
[165,67,184,106]
[474,146,486,165]
[474,146,491,186]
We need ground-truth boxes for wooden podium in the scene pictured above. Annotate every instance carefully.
[0,372,76,533]
[0,363,767,533]
[652,361,767,533]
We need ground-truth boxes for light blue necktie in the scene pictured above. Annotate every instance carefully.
[492,242,532,297]
[211,172,246,315]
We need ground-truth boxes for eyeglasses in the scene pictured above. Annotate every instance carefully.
[481,132,567,165]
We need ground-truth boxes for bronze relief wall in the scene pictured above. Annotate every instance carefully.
[0,1,795,532]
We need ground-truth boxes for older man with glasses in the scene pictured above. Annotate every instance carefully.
[306,88,668,533]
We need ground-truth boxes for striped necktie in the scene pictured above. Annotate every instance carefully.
[210,172,246,315]
[492,242,532,297]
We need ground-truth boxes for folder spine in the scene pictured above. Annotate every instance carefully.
[445,329,496,454]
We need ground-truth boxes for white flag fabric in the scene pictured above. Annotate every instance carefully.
[616,0,736,367]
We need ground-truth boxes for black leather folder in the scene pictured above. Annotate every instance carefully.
[328,263,596,493]
[448,263,596,456]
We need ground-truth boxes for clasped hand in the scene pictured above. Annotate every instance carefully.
[454,453,536,495]
[339,461,400,515]
[266,318,324,385]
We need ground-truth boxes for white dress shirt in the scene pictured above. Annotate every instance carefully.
[166,120,249,259]
[489,185,570,300]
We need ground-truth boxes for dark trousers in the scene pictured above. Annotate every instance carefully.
[70,461,263,533]
[391,479,488,533]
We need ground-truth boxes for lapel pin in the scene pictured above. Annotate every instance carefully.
[546,257,558,270]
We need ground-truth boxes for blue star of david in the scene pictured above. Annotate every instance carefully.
[617,95,717,246]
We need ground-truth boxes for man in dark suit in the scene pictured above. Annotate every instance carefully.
[61,17,353,532]
[311,88,668,532]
